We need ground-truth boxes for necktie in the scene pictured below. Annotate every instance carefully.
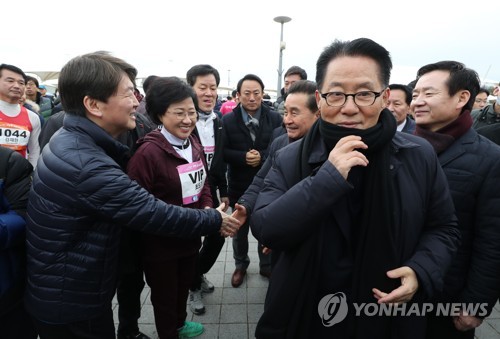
[246,116,259,142]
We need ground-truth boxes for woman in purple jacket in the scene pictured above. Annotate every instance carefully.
[127,77,213,339]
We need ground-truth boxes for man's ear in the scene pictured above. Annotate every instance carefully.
[315,90,322,110]
[380,87,390,109]
[83,95,103,118]
[457,90,471,110]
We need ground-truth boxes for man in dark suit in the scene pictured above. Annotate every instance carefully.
[222,74,282,287]
[388,83,416,133]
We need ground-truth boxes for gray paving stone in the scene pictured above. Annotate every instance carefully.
[202,288,223,305]
[247,287,267,304]
[222,248,235,263]
[224,260,236,274]
[248,252,260,263]
[246,272,269,288]
[247,304,264,324]
[207,261,226,275]
[192,304,221,324]
[196,323,219,338]
[137,324,158,339]
[487,316,500,333]
[139,304,156,325]
[215,248,227,262]
[222,287,247,304]
[143,289,152,305]
[249,323,258,338]
[140,286,150,305]
[219,323,249,339]
[487,304,500,319]
[476,322,500,339]
[220,304,247,323]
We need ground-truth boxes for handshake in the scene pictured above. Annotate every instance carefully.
[214,202,248,238]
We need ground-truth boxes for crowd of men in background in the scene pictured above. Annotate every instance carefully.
[1,37,500,339]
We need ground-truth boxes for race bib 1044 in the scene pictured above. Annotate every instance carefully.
[0,123,30,151]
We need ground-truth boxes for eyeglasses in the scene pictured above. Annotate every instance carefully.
[320,91,383,107]
[167,111,198,120]
[474,99,488,104]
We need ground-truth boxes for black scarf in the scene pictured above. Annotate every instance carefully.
[297,109,399,338]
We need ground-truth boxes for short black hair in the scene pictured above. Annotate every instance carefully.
[316,38,392,92]
[186,64,220,87]
[146,76,198,125]
[477,87,490,97]
[25,76,39,88]
[388,84,412,105]
[416,61,480,112]
[142,75,159,94]
[287,80,318,113]
[284,66,307,80]
[236,74,265,94]
[407,79,418,90]
[0,64,27,82]
[59,51,137,117]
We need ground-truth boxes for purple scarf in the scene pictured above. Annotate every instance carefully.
[415,111,473,154]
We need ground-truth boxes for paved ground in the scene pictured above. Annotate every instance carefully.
[113,233,267,338]
[475,302,500,339]
[113,233,500,339]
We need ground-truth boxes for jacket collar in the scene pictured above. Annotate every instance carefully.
[438,128,476,166]
[138,130,203,161]
[231,104,272,141]
[63,114,129,163]
[232,103,271,122]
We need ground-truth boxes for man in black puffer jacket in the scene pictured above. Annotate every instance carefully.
[0,146,36,339]
[25,51,240,339]
[38,109,157,339]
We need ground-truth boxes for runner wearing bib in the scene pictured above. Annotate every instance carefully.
[127,77,213,339]
[0,65,41,168]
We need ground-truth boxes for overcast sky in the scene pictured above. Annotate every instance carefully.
[3,0,499,94]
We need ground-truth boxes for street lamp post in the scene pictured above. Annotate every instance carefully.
[274,16,292,97]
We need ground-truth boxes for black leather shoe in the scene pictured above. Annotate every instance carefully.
[259,269,272,279]
[117,331,151,339]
